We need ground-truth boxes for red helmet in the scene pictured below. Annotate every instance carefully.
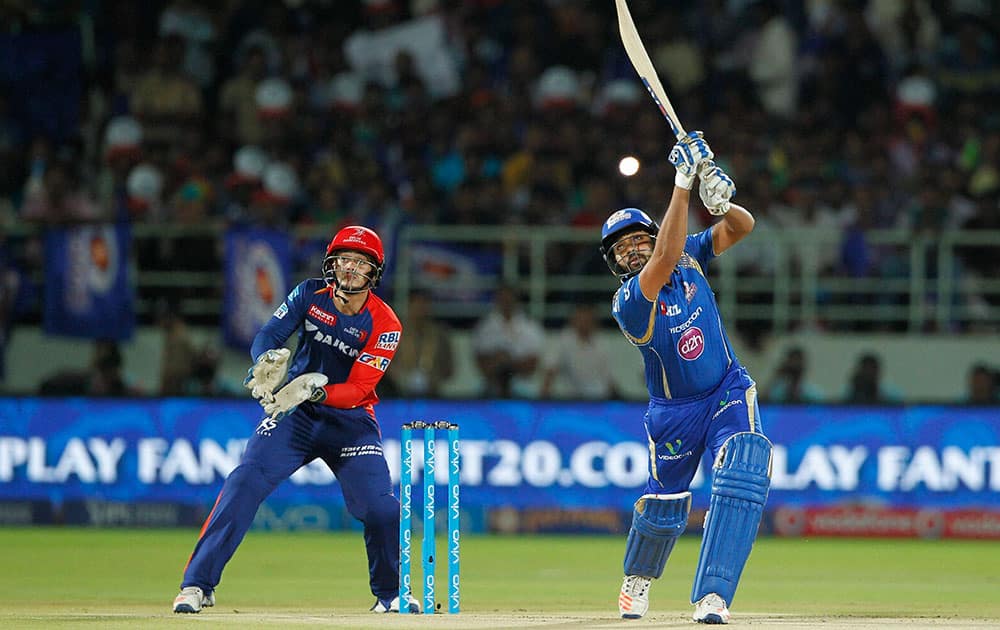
[325,225,384,265]
[323,225,385,292]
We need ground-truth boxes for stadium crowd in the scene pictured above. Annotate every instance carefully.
[1,0,999,401]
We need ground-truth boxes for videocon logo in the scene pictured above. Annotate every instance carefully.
[664,439,683,455]
[719,390,730,407]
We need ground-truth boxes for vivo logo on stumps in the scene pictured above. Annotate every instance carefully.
[450,572,460,612]
[426,485,435,516]
[678,326,705,360]
[449,527,460,564]
[401,484,411,518]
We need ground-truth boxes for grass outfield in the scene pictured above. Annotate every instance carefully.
[0,528,998,628]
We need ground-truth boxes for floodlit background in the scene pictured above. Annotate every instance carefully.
[1,3,999,622]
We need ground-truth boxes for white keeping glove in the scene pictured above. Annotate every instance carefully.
[262,372,329,421]
[698,161,736,215]
[668,131,714,190]
[243,348,291,401]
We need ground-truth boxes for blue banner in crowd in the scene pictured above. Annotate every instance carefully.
[222,228,291,352]
[1,399,998,514]
[43,224,134,340]
[407,242,502,304]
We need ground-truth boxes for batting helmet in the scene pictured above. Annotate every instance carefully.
[599,208,659,280]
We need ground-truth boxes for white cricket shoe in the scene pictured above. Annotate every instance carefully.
[618,575,652,619]
[172,586,213,613]
[370,594,420,613]
[693,593,730,624]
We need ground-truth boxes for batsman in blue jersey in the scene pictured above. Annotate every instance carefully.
[604,133,772,625]
[172,225,419,615]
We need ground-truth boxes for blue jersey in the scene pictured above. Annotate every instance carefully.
[187,277,404,599]
[250,278,401,412]
[612,229,739,399]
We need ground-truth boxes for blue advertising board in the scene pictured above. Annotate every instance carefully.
[2,399,998,521]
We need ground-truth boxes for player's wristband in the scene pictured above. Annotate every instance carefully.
[675,171,695,190]
[309,387,327,403]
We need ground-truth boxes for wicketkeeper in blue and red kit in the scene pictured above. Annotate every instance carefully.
[604,133,772,625]
[172,226,419,614]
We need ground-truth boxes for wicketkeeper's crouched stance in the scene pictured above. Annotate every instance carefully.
[171,226,419,614]
[602,132,771,624]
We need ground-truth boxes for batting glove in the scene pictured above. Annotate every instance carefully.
[668,131,714,190]
[243,348,291,401]
[698,161,736,215]
[262,372,329,422]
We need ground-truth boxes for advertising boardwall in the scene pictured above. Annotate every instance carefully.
[1,399,997,537]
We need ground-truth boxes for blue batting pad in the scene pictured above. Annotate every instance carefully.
[623,492,691,578]
[691,432,772,606]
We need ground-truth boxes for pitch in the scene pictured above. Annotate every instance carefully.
[0,527,997,628]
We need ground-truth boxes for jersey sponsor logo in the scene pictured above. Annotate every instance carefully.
[659,301,681,317]
[669,306,702,334]
[312,330,360,357]
[712,398,744,421]
[677,326,705,360]
[677,252,701,272]
[683,280,697,303]
[375,331,400,351]
[658,438,694,461]
[339,444,384,458]
[273,303,289,319]
[358,352,391,371]
[343,326,368,341]
[658,448,694,461]
[255,417,279,437]
[308,304,337,326]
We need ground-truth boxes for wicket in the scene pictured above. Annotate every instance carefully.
[399,420,460,614]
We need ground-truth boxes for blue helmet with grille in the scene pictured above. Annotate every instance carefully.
[600,208,659,280]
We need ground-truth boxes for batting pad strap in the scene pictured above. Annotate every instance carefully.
[623,492,691,579]
[692,432,772,607]
[712,467,769,504]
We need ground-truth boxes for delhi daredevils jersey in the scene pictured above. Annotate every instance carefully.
[612,229,739,399]
[250,278,402,414]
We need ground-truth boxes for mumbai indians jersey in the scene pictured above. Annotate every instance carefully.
[250,278,401,408]
[612,229,739,399]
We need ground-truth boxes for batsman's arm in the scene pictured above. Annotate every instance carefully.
[638,186,690,300]
[638,134,714,299]
[711,203,755,256]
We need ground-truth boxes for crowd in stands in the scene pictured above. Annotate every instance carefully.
[1,0,999,400]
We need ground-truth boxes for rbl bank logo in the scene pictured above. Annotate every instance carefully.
[677,326,704,360]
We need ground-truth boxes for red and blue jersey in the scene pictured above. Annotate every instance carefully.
[611,229,739,399]
[250,278,402,415]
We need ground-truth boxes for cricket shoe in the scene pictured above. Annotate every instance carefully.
[172,586,214,613]
[370,594,420,613]
[618,575,652,619]
[693,593,730,624]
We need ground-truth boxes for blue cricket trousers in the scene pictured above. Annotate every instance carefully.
[181,403,401,600]
[643,364,765,494]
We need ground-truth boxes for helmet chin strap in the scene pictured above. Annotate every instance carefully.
[330,273,373,304]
